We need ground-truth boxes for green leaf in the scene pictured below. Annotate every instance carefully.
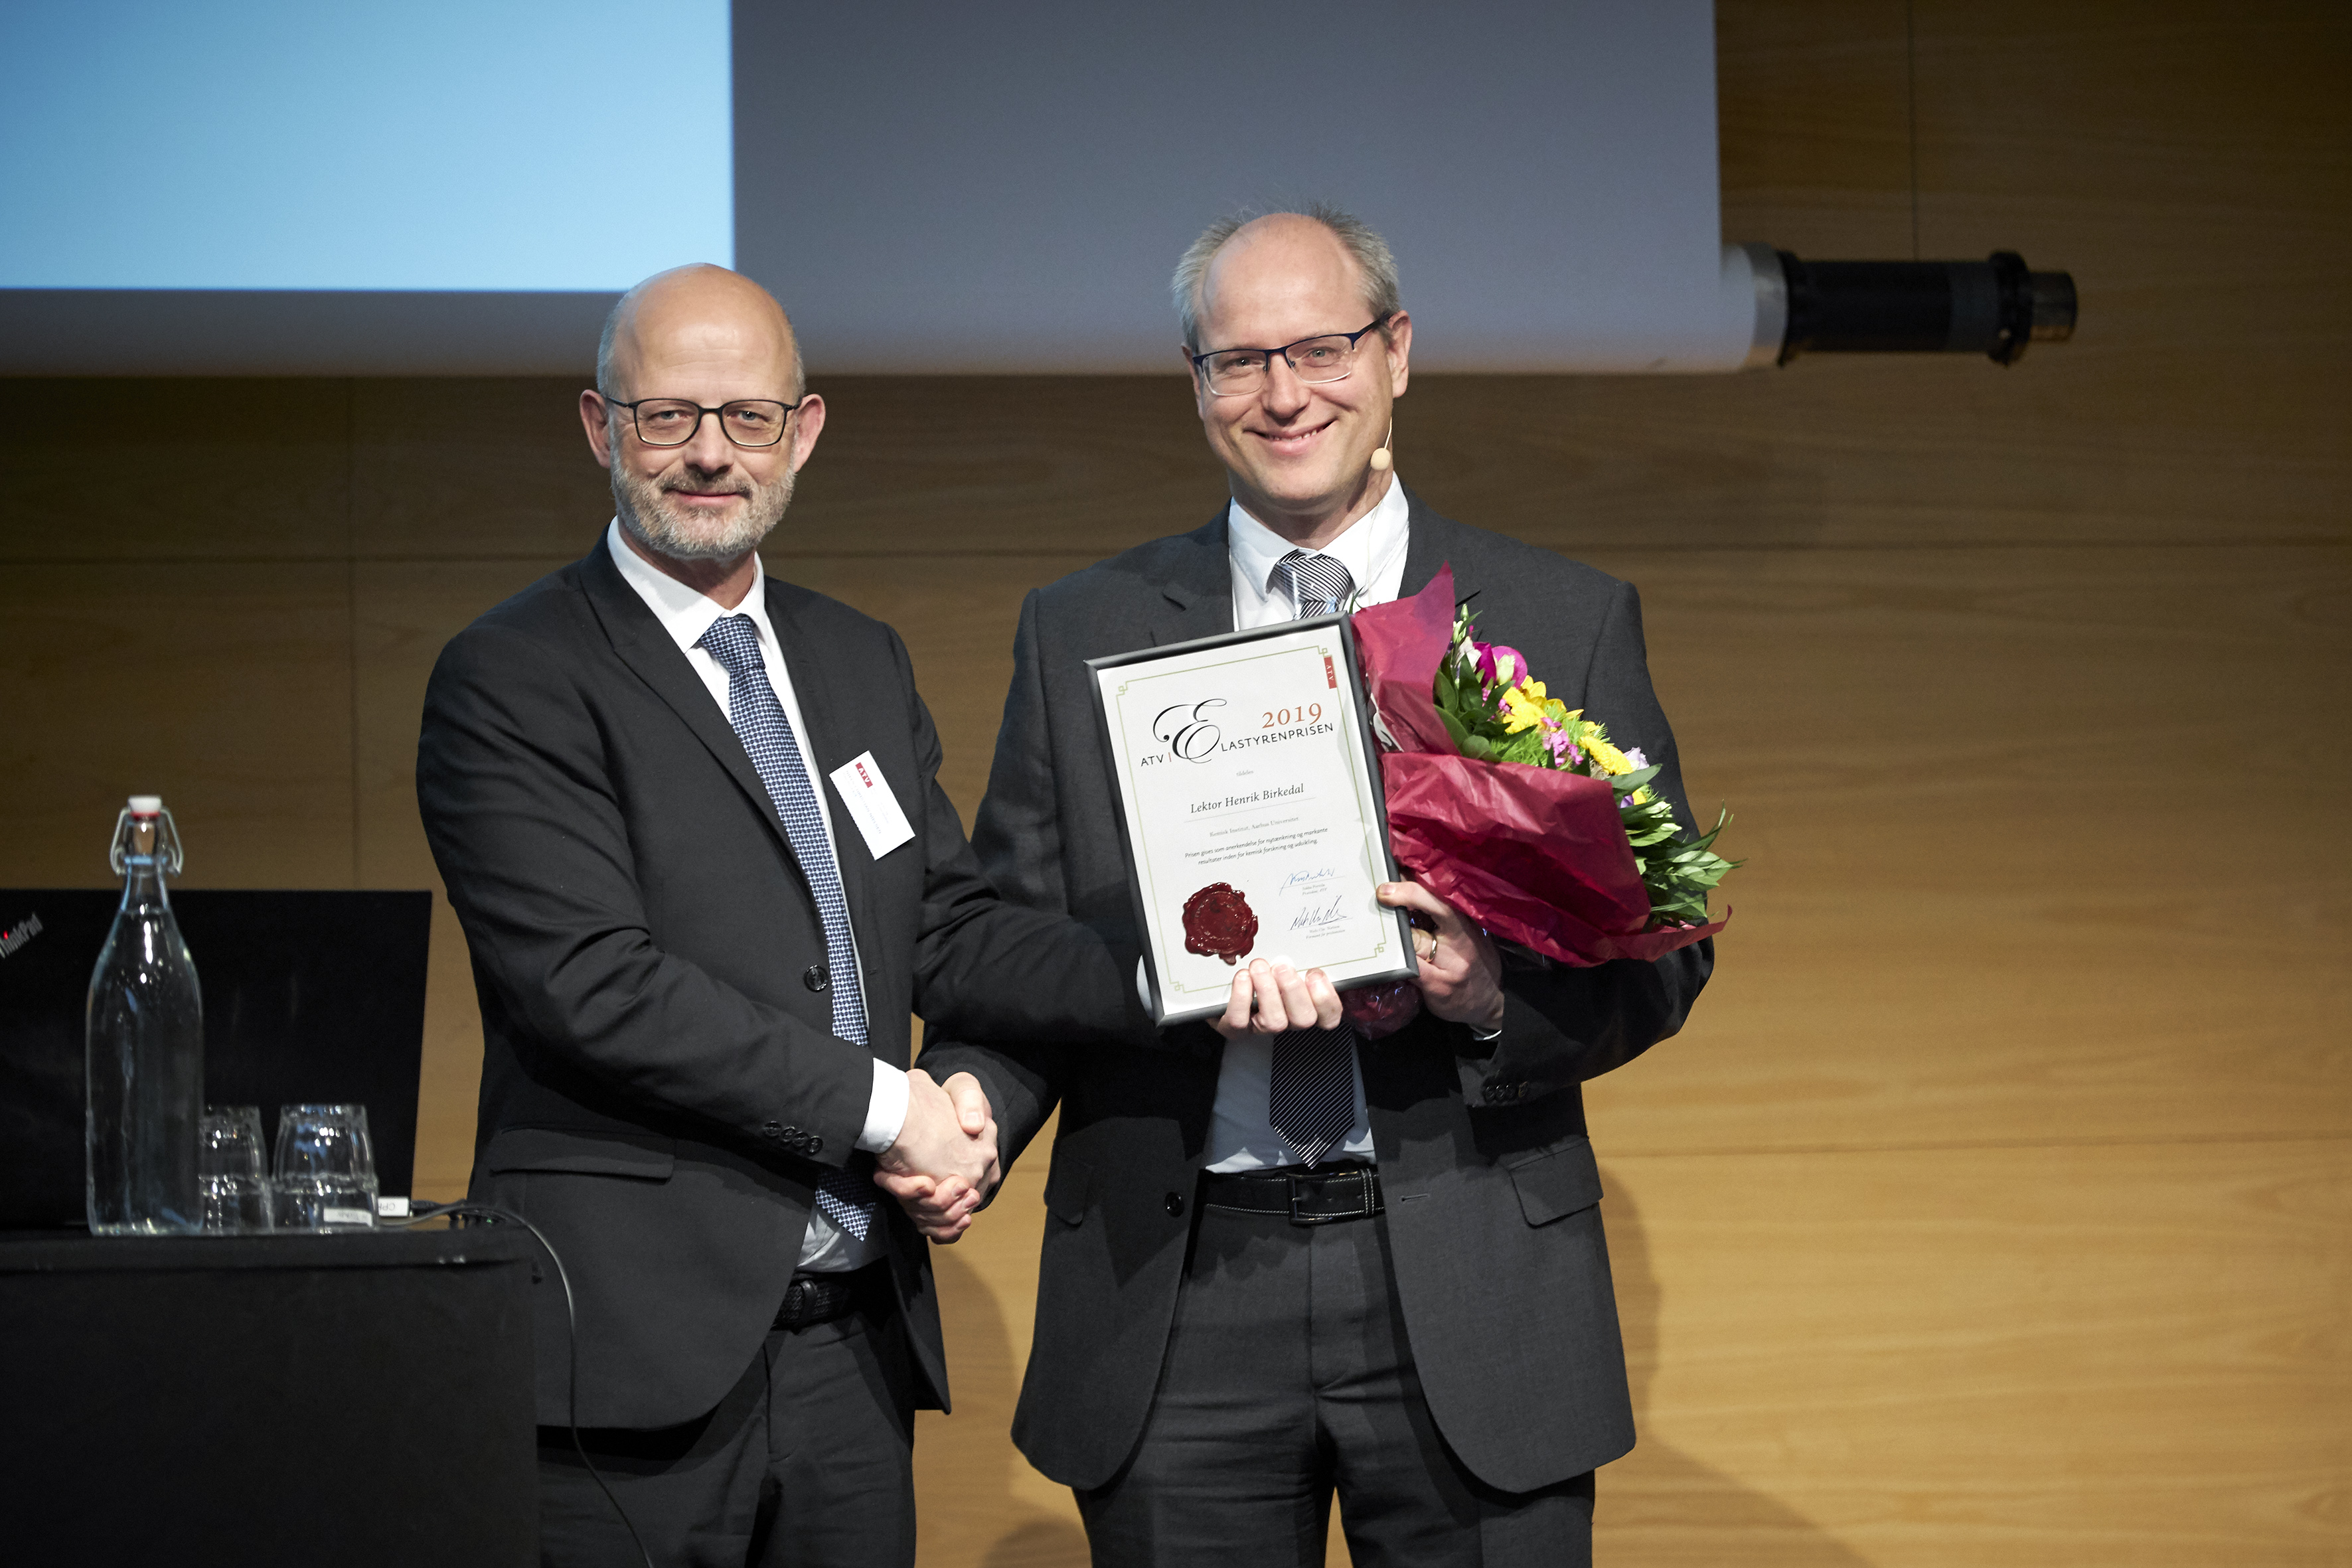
[1436,706,1472,754]
[1623,797,1743,927]
[1678,807,1733,855]
[1460,732,1493,759]
[1609,763,1661,796]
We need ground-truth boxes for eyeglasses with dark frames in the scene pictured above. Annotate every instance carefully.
[1189,319,1392,396]
[600,394,807,449]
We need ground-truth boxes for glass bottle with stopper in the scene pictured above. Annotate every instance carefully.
[86,795,204,1235]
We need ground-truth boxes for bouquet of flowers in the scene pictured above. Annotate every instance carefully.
[1350,563,1733,986]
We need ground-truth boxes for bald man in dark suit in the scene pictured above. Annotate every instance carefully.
[420,265,1171,1568]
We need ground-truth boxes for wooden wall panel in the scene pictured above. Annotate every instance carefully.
[350,378,609,560]
[1715,0,2351,554]
[0,562,356,888]
[1902,1,2352,547]
[1598,1139,2352,1566]
[1715,0,1915,256]
[0,379,351,563]
[1580,542,2352,1152]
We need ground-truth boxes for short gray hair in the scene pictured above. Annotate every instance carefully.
[595,301,628,396]
[1171,203,1401,351]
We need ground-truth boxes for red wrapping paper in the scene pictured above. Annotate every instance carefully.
[1351,560,1460,757]
[1338,979,1422,1040]
[1352,565,1726,969]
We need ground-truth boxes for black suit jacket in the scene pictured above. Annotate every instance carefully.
[417,538,1140,1429]
[923,493,1713,1493]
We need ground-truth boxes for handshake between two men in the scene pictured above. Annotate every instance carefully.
[873,877,1506,1242]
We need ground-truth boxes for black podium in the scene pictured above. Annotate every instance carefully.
[0,1227,537,1565]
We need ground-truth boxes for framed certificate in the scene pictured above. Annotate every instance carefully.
[1088,614,1416,1026]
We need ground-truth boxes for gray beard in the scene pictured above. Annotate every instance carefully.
[611,457,795,562]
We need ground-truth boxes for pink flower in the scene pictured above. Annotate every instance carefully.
[1473,642,1528,686]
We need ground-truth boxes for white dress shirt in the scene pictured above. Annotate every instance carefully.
[1204,476,1413,1172]
[605,520,907,1270]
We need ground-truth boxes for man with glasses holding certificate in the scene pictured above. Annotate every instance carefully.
[909,210,1716,1566]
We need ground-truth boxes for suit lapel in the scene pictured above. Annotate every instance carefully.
[1398,488,1462,602]
[1148,509,1239,648]
[579,542,799,865]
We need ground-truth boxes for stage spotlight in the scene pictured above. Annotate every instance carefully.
[1735,244,2077,366]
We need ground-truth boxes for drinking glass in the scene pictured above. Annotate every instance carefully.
[198,1104,274,1234]
[273,1103,378,1230]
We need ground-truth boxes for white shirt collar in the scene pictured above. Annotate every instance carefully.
[604,518,781,655]
[1226,475,1412,610]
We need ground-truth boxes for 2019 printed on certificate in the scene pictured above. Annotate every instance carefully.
[1089,615,1417,1026]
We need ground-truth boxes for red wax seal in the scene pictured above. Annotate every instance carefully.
[1182,883,1258,965]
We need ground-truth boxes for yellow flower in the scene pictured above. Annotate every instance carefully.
[1583,734,1634,775]
[1499,679,1549,732]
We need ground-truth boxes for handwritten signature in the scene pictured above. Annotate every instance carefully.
[1276,867,1338,894]
[1289,896,1350,933]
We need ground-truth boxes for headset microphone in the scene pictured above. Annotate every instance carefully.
[1369,421,1394,473]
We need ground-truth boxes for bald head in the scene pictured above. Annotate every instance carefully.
[1172,204,1401,351]
[597,264,804,402]
[1199,216,1366,349]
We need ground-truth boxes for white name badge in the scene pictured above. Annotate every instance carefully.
[828,751,916,860]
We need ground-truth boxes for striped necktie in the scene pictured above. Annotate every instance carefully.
[1266,551,1361,1166]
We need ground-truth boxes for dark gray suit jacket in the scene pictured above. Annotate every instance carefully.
[417,538,1141,1429]
[923,493,1713,1493]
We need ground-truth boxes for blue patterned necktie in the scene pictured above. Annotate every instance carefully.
[696,613,879,1240]
[1267,551,1361,1166]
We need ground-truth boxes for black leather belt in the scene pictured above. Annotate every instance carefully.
[1201,1164,1383,1225]
[774,1261,884,1330]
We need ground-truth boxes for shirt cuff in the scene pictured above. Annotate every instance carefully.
[856,1059,910,1154]
[1468,1020,1504,1042]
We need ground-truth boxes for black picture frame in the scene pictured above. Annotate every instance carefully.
[1086,613,1415,1026]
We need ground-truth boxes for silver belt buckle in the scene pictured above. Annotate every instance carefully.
[1288,1167,1370,1225]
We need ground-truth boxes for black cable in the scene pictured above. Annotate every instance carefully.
[388,1200,657,1568]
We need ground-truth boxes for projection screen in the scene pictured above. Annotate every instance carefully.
[0,1,1760,374]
